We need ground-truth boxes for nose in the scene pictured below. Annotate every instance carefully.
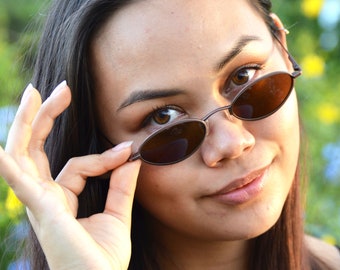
[200,112,255,167]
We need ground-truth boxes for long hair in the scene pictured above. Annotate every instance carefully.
[20,0,326,269]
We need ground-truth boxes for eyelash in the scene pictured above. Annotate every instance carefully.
[234,63,264,75]
[141,104,184,129]
[222,63,264,94]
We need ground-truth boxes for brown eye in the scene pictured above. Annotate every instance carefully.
[232,69,252,85]
[222,66,260,98]
[153,108,172,124]
[148,106,184,127]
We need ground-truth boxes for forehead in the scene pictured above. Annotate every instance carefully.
[97,0,261,41]
[92,0,268,65]
[90,0,272,109]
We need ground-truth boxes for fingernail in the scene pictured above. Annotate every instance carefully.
[50,80,67,97]
[112,141,133,152]
[21,83,34,104]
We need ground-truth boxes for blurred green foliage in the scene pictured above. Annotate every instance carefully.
[0,0,339,268]
[0,0,43,106]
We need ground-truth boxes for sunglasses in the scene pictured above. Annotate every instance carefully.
[112,34,302,166]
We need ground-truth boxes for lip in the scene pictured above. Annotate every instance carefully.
[208,165,270,205]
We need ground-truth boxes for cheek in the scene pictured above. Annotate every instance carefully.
[275,90,300,161]
[135,165,185,204]
[134,163,198,223]
[259,90,300,205]
[257,90,300,154]
[280,91,300,188]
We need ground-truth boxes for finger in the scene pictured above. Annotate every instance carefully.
[104,159,141,228]
[30,81,71,151]
[5,84,41,156]
[28,81,72,179]
[56,142,134,197]
[0,146,42,207]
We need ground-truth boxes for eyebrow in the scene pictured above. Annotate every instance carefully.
[117,88,185,111]
[117,35,261,111]
[215,35,262,72]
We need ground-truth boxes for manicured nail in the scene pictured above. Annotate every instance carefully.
[50,80,67,97]
[21,83,34,104]
[111,141,133,152]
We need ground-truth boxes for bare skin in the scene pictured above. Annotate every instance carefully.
[0,82,338,270]
[305,236,340,269]
[0,0,339,269]
[91,0,299,268]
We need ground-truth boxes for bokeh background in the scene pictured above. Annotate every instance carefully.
[0,0,339,268]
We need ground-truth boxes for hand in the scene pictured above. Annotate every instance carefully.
[0,82,141,270]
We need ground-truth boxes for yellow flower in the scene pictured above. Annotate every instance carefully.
[5,187,23,219]
[301,0,324,18]
[317,103,340,124]
[321,234,337,245]
[301,54,325,78]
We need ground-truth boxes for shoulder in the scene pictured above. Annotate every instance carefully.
[305,235,340,270]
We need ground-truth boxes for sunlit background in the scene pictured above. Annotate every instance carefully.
[0,0,339,268]
[273,0,340,246]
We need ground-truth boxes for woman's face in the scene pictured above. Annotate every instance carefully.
[91,0,300,242]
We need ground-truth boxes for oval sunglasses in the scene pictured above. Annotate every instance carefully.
[107,33,302,166]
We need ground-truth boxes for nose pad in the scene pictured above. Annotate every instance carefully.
[223,108,234,121]
[200,115,255,167]
[203,106,234,136]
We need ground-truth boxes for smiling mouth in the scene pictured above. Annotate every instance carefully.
[208,165,270,205]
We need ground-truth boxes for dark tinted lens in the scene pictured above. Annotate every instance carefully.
[232,73,293,120]
[140,121,206,165]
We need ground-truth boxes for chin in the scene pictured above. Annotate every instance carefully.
[218,197,287,241]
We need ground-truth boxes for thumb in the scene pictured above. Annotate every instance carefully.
[104,159,141,228]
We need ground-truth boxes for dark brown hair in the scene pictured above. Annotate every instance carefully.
[20,0,326,269]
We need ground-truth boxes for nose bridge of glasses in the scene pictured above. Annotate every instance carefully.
[202,105,233,121]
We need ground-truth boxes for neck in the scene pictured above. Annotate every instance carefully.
[149,219,251,270]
